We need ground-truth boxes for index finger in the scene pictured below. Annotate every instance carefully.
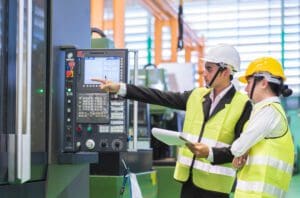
[90,78,106,83]
[185,142,194,148]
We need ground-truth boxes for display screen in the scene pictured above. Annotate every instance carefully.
[84,56,120,84]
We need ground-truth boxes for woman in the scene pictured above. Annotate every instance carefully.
[230,57,294,198]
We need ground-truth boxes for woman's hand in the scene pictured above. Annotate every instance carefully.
[232,153,248,169]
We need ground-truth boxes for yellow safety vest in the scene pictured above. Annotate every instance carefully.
[174,87,249,193]
[234,102,294,198]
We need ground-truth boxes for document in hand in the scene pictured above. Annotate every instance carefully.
[151,128,194,146]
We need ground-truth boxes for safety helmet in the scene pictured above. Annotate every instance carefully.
[202,44,240,72]
[239,57,286,83]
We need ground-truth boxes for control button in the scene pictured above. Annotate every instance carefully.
[67,108,71,113]
[67,99,72,104]
[66,70,73,78]
[87,125,92,133]
[67,118,71,123]
[68,61,75,69]
[112,139,123,151]
[85,139,95,150]
[76,125,82,133]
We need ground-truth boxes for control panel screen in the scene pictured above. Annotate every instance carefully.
[84,57,120,84]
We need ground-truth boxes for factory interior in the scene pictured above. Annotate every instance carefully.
[0,0,300,197]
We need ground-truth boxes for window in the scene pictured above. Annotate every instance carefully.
[123,0,300,95]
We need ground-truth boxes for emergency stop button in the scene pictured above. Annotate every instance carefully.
[66,70,73,78]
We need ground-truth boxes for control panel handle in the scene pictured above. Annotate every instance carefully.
[129,50,139,151]
[8,0,32,184]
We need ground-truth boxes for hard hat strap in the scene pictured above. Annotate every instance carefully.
[249,77,258,100]
[207,66,223,88]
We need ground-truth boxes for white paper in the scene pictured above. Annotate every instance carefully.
[151,128,187,146]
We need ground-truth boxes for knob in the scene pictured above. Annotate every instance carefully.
[85,139,95,150]
[87,125,93,133]
[112,139,123,151]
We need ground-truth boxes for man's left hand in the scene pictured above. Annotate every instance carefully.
[186,143,209,158]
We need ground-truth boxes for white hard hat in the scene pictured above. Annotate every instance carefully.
[202,44,240,72]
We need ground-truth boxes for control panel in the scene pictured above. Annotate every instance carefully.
[63,49,128,152]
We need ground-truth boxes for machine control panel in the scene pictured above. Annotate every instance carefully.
[63,49,128,152]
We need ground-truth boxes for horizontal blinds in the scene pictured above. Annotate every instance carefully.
[123,0,300,95]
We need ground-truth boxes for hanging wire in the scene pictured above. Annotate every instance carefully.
[177,0,184,51]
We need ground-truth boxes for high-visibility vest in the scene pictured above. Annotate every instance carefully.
[174,87,249,193]
[234,102,294,198]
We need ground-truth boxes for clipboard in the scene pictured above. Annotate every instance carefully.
[179,135,194,144]
[151,128,194,146]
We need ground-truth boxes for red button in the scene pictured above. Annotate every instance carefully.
[68,61,75,69]
[76,126,82,133]
[66,70,73,78]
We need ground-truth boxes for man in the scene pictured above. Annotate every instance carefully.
[230,57,294,197]
[92,44,252,198]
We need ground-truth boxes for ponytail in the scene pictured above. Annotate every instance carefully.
[281,84,293,97]
[269,82,293,97]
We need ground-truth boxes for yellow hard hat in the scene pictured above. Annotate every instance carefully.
[238,57,286,83]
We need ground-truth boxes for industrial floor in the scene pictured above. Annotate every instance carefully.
[155,167,300,198]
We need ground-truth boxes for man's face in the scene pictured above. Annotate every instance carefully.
[203,62,224,87]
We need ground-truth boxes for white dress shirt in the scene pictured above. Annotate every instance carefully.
[209,84,233,116]
[230,96,286,157]
[117,82,127,96]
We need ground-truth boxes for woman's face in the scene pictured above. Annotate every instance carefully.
[245,76,263,103]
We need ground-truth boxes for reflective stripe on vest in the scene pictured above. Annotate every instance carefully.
[236,180,286,198]
[246,156,293,175]
[181,134,230,148]
[178,155,236,177]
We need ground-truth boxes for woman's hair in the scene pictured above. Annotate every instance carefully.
[269,82,293,97]
[254,76,293,97]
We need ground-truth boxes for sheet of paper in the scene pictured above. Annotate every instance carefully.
[151,128,186,146]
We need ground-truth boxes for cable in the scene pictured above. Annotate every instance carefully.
[177,0,184,50]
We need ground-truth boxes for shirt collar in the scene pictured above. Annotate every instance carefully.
[254,96,280,110]
[209,84,233,101]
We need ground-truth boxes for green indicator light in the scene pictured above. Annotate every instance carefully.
[87,126,92,132]
[36,88,45,94]
[67,88,72,92]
